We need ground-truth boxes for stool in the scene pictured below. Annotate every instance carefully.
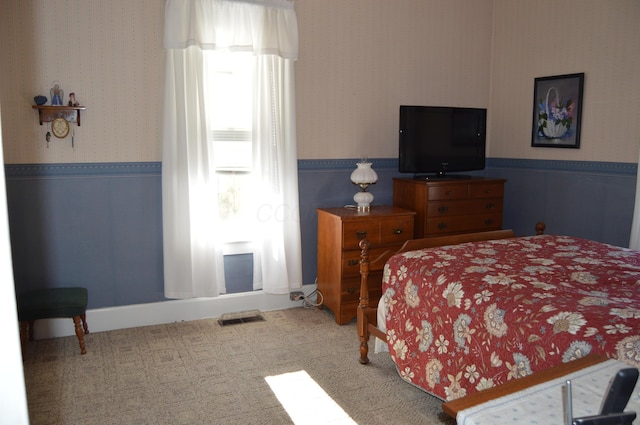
[17,287,89,355]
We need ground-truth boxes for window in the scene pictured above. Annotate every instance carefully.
[205,51,254,246]
[163,0,302,298]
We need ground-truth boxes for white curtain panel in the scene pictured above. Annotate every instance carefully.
[162,46,227,298]
[251,54,302,293]
[163,0,301,298]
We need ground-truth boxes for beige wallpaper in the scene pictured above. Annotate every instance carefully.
[0,0,165,164]
[295,0,494,159]
[0,0,638,164]
[489,0,640,161]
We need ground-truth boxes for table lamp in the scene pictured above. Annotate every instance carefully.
[350,159,378,212]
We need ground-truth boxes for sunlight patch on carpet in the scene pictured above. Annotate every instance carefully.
[265,370,357,424]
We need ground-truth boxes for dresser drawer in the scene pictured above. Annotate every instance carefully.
[427,199,503,217]
[426,213,503,235]
[428,185,468,200]
[342,247,391,277]
[469,183,504,199]
[342,221,380,249]
[379,216,414,245]
[341,275,382,303]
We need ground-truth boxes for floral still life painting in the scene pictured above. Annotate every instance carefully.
[531,73,584,148]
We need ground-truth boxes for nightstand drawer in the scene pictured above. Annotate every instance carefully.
[342,247,397,277]
[343,221,380,248]
[380,216,414,245]
[341,275,382,303]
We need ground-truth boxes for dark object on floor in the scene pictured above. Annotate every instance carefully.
[218,309,265,326]
[17,287,89,355]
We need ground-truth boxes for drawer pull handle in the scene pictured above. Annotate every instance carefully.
[348,259,358,267]
[438,222,447,230]
[356,230,367,239]
[485,218,494,225]
[486,202,495,210]
[445,190,453,196]
[438,206,449,214]
[347,287,358,294]
[393,228,403,235]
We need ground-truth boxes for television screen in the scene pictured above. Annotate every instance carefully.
[399,105,486,178]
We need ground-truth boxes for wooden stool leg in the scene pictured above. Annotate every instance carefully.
[72,316,87,354]
[81,313,89,334]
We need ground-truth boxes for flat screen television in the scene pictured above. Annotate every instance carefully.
[398,105,487,179]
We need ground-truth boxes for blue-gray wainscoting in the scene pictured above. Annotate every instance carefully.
[5,158,637,309]
[485,158,637,246]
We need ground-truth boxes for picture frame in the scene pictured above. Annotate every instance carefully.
[531,72,584,148]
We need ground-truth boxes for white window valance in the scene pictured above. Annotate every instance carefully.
[164,0,298,59]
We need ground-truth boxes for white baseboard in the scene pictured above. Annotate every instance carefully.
[28,284,318,340]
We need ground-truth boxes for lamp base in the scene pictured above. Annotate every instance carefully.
[354,191,374,212]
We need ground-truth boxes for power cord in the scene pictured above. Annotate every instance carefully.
[302,288,323,308]
[298,279,323,308]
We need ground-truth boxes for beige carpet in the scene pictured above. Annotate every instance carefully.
[22,307,456,425]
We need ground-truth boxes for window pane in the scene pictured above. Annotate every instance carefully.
[204,51,254,244]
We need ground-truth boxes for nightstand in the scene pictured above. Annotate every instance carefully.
[316,206,415,324]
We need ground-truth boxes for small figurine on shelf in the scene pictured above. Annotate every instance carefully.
[68,92,79,107]
[50,82,63,106]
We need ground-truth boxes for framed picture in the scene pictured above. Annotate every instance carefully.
[531,72,584,148]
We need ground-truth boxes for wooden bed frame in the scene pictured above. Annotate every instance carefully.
[357,223,546,365]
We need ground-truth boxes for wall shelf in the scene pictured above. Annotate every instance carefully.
[32,105,86,126]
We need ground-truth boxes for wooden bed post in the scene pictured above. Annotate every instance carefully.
[358,239,371,364]
[536,222,546,235]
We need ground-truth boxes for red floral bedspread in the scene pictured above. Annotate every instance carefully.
[381,235,640,401]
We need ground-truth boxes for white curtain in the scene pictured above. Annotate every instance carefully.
[630,151,640,249]
[162,0,302,298]
[251,54,301,293]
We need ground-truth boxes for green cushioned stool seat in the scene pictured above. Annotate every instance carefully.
[17,287,89,355]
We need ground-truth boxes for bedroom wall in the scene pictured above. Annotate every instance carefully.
[487,0,640,245]
[489,0,640,162]
[1,1,639,314]
[294,0,494,159]
[0,0,164,164]
[0,0,495,164]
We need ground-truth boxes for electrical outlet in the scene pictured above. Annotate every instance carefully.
[290,291,304,301]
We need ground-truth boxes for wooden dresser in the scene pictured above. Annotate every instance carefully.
[393,177,505,238]
[316,206,415,325]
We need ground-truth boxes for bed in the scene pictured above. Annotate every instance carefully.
[357,225,640,402]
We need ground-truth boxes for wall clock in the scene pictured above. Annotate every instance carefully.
[52,117,70,138]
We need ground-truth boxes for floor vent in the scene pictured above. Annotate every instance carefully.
[218,310,265,326]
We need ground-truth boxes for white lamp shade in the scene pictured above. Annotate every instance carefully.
[350,161,378,185]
